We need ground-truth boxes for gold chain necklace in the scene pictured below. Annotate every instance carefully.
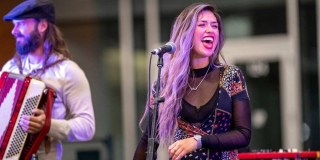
[188,66,210,91]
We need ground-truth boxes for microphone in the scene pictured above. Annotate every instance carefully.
[151,42,176,55]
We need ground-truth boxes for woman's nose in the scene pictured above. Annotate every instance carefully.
[205,25,213,33]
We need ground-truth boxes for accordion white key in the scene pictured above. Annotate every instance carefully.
[0,72,55,160]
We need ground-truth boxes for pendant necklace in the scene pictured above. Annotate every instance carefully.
[188,66,210,91]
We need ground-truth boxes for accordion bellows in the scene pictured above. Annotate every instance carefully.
[0,72,55,160]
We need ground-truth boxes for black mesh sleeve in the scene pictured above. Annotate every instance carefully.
[201,100,251,150]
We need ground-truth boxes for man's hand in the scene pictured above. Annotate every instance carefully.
[19,109,46,134]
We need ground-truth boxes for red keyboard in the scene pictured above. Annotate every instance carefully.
[238,151,320,159]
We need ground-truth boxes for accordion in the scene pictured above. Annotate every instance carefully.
[0,72,55,160]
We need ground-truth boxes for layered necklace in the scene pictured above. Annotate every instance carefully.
[188,65,211,91]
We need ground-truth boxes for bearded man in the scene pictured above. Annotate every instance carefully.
[1,0,96,159]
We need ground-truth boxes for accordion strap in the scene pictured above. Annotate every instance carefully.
[27,58,67,79]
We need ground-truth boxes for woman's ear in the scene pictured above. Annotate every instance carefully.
[37,20,48,34]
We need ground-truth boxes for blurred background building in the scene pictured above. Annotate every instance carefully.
[0,0,319,160]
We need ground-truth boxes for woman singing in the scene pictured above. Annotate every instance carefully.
[134,3,251,160]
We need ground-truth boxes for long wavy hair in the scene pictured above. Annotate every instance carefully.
[13,19,72,77]
[140,3,226,146]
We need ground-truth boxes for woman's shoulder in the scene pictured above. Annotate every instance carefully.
[222,65,241,71]
[220,65,243,76]
[220,65,248,98]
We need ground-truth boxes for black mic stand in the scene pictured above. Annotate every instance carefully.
[146,53,165,160]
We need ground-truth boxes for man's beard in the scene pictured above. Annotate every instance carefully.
[15,29,41,55]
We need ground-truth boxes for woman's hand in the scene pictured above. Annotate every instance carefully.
[168,137,198,160]
[19,109,46,134]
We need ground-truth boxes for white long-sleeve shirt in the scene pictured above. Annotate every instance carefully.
[1,54,95,160]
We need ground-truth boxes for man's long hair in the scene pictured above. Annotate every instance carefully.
[14,20,71,76]
[140,3,226,146]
